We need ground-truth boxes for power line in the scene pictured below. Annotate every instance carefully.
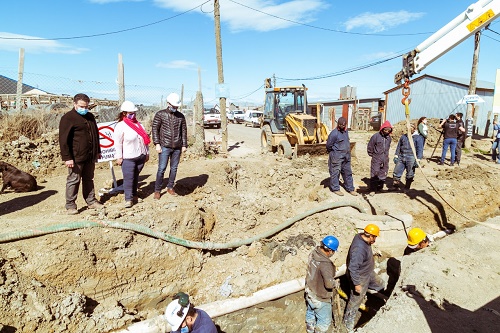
[228,0,433,37]
[0,1,211,41]
[276,53,404,81]
[232,84,264,100]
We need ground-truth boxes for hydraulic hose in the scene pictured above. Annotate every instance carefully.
[0,201,365,249]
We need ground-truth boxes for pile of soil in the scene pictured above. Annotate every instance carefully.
[0,121,499,332]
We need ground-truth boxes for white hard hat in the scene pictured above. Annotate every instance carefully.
[165,299,189,331]
[167,93,181,107]
[120,100,138,112]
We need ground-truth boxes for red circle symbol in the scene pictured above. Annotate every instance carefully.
[98,125,115,148]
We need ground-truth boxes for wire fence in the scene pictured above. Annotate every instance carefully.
[0,67,197,115]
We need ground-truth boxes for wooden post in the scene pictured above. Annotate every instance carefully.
[16,48,25,113]
[464,31,481,149]
[118,53,125,104]
[214,0,227,153]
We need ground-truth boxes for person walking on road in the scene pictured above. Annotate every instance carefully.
[59,93,103,215]
[455,113,466,166]
[114,101,150,208]
[305,236,340,333]
[367,121,393,194]
[392,124,417,193]
[326,117,357,196]
[152,93,187,199]
[343,224,385,332]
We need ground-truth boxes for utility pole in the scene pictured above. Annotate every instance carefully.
[214,0,227,153]
[464,30,481,149]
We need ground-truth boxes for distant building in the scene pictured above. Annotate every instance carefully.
[0,74,49,95]
[384,74,494,137]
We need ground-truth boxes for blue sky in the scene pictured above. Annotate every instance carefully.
[0,0,499,106]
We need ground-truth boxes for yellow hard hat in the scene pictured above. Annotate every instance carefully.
[364,224,380,237]
[407,228,427,245]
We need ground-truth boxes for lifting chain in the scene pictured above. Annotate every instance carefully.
[401,78,411,116]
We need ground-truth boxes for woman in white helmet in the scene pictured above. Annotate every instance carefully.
[114,101,150,208]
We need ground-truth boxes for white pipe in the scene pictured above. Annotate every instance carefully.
[117,264,347,333]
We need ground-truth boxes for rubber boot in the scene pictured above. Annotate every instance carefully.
[392,178,401,191]
[404,178,414,193]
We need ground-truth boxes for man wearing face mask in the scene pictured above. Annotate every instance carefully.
[59,93,103,215]
[326,117,358,196]
[165,294,217,333]
[152,92,187,199]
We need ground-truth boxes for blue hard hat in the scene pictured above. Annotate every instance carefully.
[321,235,339,251]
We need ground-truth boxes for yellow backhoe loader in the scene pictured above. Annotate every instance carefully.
[260,84,330,158]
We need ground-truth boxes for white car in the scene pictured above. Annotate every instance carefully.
[228,110,245,124]
[203,108,221,128]
[244,111,263,128]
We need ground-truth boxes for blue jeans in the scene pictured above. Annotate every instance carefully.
[121,154,146,202]
[305,291,332,333]
[492,139,500,161]
[155,147,181,192]
[414,135,425,160]
[393,155,415,181]
[441,138,457,164]
[328,152,354,192]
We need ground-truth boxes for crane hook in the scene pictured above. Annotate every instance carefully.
[401,78,411,105]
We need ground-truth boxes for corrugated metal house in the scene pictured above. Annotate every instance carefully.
[383,74,494,137]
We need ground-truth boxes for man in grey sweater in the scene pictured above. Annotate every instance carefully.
[343,224,386,332]
[305,235,339,333]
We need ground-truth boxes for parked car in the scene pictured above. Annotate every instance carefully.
[244,110,263,128]
[228,110,245,124]
[369,112,382,131]
[203,108,221,128]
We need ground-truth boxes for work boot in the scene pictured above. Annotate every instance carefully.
[392,179,401,190]
[167,188,178,196]
[437,161,444,165]
[333,190,344,196]
[404,178,413,193]
[124,201,133,208]
[66,208,78,215]
[88,201,103,209]
[153,192,161,200]
[348,190,358,196]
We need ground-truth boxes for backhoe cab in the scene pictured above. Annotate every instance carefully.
[260,84,329,158]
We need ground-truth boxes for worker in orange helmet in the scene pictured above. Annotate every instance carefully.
[343,224,386,332]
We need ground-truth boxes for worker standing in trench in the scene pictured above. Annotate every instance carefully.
[343,224,386,333]
[165,292,217,333]
[304,235,340,333]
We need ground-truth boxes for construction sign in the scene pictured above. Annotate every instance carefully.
[97,121,118,163]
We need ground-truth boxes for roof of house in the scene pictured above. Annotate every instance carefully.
[0,74,48,94]
[383,74,495,94]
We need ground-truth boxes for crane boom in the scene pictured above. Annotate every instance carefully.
[395,0,500,84]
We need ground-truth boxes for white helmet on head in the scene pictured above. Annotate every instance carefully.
[120,100,138,112]
[165,299,190,331]
[167,93,181,107]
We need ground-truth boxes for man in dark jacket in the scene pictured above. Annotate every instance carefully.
[305,235,340,333]
[454,112,466,165]
[367,120,393,194]
[152,93,187,199]
[326,117,357,196]
[343,224,385,332]
[59,93,103,215]
[438,114,464,166]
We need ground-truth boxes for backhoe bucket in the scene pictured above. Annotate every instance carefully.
[294,143,327,156]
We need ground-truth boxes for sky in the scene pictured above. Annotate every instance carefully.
[1,0,499,107]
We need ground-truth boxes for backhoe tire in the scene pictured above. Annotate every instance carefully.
[261,125,273,152]
[278,140,292,158]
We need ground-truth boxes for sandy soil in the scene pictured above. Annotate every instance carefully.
[0,121,499,332]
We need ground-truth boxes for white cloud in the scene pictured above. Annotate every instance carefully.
[156,60,198,70]
[345,11,425,33]
[0,32,88,54]
[154,0,327,32]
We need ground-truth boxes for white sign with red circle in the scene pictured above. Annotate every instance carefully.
[97,121,118,162]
